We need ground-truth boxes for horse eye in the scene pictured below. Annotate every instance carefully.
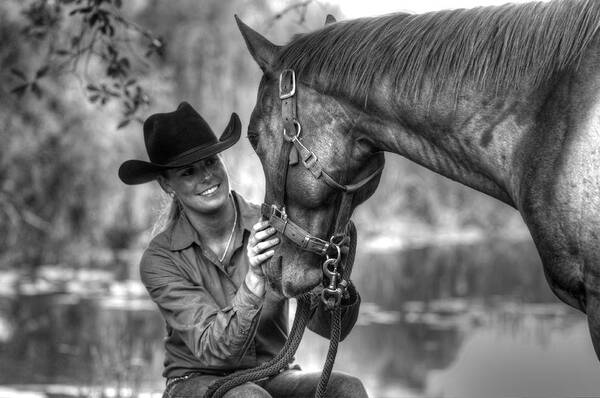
[247,132,259,149]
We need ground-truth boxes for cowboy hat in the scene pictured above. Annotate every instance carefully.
[118,102,241,185]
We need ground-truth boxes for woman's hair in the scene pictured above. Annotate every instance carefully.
[151,193,182,237]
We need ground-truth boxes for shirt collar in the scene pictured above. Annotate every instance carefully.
[168,190,258,251]
[169,210,200,251]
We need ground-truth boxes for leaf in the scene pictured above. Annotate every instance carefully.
[54,49,71,56]
[86,84,99,92]
[113,0,122,8]
[35,66,49,79]
[89,94,100,103]
[11,68,27,81]
[69,6,92,15]
[30,82,43,98]
[116,119,130,129]
[88,13,98,27]
[10,84,29,97]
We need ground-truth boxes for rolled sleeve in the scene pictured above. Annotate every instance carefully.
[140,247,263,367]
[232,280,264,311]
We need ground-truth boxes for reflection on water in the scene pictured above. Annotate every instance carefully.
[1,239,599,397]
[0,294,165,395]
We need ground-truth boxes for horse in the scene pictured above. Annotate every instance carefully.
[236,0,600,359]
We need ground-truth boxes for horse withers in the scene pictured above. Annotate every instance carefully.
[236,0,600,359]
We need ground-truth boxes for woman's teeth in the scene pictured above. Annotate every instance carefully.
[199,185,219,196]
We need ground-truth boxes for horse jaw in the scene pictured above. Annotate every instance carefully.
[265,239,323,298]
[282,250,323,297]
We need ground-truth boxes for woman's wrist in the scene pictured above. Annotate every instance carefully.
[245,270,266,298]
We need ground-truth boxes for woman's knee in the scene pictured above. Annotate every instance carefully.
[327,373,368,398]
[223,382,272,398]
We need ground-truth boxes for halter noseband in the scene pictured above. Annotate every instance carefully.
[261,69,384,305]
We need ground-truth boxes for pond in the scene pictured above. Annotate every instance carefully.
[0,238,599,397]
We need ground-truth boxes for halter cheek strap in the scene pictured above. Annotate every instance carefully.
[262,68,384,308]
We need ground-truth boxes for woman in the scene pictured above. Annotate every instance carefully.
[118,102,368,398]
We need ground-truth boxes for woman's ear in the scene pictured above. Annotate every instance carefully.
[156,174,173,195]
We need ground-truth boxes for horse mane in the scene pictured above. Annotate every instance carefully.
[276,0,600,108]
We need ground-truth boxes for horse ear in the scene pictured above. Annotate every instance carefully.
[235,15,279,73]
[325,14,336,25]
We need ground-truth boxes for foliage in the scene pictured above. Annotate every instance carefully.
[10,0,164,128]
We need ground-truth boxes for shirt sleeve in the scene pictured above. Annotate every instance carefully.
[307,282,361,342]
[139,246,264,368]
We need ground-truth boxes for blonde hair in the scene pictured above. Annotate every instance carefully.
[151,193,182,237]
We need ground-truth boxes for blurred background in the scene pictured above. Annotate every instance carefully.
[0,0,599,397]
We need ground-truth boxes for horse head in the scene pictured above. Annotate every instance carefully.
[236,16,384,297]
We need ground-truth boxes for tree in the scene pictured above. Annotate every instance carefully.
[9,0,164,127]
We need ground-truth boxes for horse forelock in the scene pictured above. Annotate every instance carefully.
[275,0,600,109]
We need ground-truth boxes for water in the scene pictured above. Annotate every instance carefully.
[1,239,599,397]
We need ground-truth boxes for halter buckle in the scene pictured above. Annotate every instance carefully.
[270,204,287,220]
[279,69,296,99]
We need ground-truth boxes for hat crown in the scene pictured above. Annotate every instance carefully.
[144,102,217,165]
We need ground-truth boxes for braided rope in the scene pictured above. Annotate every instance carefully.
[204,294,313,398]
[315,306,341,397]
[314,222,356,397]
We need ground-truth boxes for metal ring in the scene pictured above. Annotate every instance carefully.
[322,258,340,279]
[330,233,347,247]
[325,243,341,263]
[283,120,302,141]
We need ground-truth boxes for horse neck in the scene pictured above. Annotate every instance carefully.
[355,84,549,208]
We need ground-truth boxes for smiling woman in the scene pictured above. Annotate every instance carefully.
[117,102,367,398]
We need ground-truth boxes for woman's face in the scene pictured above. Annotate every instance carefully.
[162,156,230,215]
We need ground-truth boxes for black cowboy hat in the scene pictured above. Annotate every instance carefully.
[118,102,241,185]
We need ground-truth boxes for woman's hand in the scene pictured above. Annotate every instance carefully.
[245,220,279,297]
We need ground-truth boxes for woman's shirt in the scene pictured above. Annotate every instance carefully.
[140,191,360,378]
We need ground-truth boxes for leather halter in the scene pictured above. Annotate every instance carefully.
[261,69,384,259]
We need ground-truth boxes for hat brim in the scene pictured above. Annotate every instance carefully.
[118,113,241,185]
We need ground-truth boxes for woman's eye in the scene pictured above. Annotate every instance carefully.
[205,157,216,166]
[177,167,194,177]
[247,133,259,149]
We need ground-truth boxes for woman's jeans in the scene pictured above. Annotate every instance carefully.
[164,369,368,398]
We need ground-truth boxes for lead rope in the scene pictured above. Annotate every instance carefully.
[315,221,356,398]
[204,222,357,398]
[204,294,312,398]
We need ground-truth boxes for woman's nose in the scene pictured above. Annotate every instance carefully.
[199,166,213,181]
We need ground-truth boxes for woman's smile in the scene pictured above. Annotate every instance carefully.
[199,183,220,197]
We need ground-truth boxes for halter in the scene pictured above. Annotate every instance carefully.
[261,69,384,306]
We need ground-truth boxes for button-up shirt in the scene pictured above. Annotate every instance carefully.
[140,191,360,378]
